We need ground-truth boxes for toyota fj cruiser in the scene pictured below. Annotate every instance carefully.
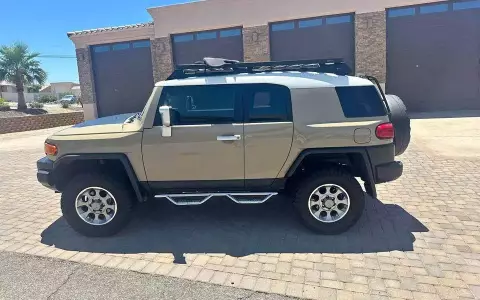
[37,58,410,237]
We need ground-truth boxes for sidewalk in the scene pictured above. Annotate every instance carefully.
[0,251,295,300]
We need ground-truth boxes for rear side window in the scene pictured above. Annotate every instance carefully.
[243,84,292,123]
[335,86,386,118]
[156,85,239,125]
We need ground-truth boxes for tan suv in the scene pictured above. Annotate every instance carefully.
[36,58,410,237]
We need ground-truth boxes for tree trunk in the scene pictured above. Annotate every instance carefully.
[15,74,27,110]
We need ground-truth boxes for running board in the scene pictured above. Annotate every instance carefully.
[154,192,277,206]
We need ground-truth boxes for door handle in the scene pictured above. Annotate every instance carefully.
[217,135,241,141]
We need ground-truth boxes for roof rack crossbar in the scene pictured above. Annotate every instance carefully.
[167,57,351,80]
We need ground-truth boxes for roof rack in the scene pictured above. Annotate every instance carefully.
[167,57,352,80]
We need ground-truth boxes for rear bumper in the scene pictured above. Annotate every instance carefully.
[37,156,56,190]
[366,144,403,184]
[375,161,403,183]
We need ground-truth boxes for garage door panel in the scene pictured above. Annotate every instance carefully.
[173,28,243,65]
[92,41,154,117]
[387,2,480,111]
[270,14,354,71]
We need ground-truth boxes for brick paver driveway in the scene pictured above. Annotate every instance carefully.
[1,112,480,300]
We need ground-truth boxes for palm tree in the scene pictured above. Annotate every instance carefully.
[0,42,47,110]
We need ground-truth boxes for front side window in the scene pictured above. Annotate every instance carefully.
[244,84,292,123]
[157,85,238,125]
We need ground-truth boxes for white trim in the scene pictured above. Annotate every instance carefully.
[244,122,292,126]
[308,120,382,128]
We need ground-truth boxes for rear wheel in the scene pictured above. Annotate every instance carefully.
[294,169,365,234]
[61,173,133,237]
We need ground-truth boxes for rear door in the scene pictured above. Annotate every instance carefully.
[242,84,294,189]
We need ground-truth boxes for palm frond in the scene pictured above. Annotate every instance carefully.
[0,42,47,85]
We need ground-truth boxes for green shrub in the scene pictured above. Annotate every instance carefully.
[59,100,70,108]
[0,98,9,110]
[38,94,57,103]
[29,102,44,109]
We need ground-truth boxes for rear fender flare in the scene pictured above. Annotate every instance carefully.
[285,147,376,198]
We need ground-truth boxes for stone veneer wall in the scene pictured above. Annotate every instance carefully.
[355,11,387,83]
[151,37,174,82]
[243,25,271,62]
[0,112,84,134]
[75,48,95,104]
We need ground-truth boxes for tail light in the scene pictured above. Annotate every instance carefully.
[44,143,58,156]
[376,123,394,139]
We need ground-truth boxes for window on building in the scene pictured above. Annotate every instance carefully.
[132,40,151,48]
[220,28,242,38]
[157,85,237,125]
[335,86,386,118]
[173,34,194,43]
[453,0,480,10]
[298,18,323,28]
[244,84,292,123]
[92,45,110,53]
[420,3,449,14]
[196,31,217,40]
[112,43,130,51]
[388,7,416,17]
[271,21,295,32]
[326,15,352,25]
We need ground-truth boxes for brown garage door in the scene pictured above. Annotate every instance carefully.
[172,27,243,65]
[387,1,480,112]
[91,40,154,117]
[270,14,355,72]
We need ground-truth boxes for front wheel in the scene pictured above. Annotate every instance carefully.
[61,173,133,237]
[294,169,365,234]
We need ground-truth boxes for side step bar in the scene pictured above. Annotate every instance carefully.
[154,192,277,206]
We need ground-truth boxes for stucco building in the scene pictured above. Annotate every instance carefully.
[68,0,480,120]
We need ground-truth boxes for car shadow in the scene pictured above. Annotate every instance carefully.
[41,195,428,264]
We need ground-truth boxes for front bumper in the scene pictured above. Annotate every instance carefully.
[37,156,56,190]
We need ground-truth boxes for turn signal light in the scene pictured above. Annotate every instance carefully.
[376,123,394,139]
[44,143,58,156]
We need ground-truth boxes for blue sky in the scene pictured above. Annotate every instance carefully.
[1,0,194,84]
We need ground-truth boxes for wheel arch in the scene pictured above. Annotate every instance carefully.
[53,153,145,202]
[284,147,376,198]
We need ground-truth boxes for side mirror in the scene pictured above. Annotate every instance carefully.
[159,105,172,137]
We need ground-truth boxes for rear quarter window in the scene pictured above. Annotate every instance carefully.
[335,86,386,118]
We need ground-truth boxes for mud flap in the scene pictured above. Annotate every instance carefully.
[364,181,377,198]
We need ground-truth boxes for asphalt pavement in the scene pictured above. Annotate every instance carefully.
[0,251,296,300]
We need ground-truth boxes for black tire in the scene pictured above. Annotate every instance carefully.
[294,169,365,235]
[385,94,411,156]
[61,173,133,237]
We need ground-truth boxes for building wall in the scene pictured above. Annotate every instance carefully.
[148,0,441,37]
[355,11,387,82]
[50,82,76,94]
[70,0,445,119]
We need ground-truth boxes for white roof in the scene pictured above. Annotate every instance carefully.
[156,72,373,89]
[0,81,15,87]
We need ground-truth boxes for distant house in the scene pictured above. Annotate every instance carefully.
[0,81,17,93]
[40,82,80,95]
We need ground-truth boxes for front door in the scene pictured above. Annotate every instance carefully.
[142,84,244,192]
